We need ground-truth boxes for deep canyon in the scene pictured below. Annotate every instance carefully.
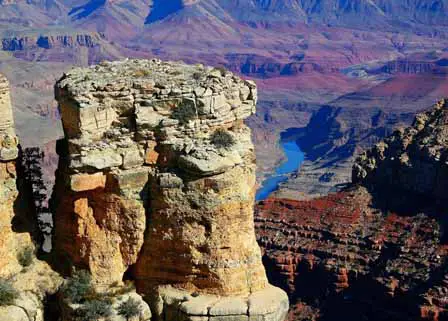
[0,1,447,320]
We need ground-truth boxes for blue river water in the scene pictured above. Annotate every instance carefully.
[256,139,305,201]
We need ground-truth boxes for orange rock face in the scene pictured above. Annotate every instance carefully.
[69,172,107,192]
[52,60,267,292]
[53,59,288,321]
[134,164,268,296]
[0,73,33,277]
[54,178,146,285]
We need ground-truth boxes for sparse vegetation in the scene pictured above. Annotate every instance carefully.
[61,270,93,304]
[74,299,112,321]
[211,128,235,148]
[0,279,18,306]
[17,246,34,267]
[117,297,141,320]
[62,271,140,320]
[113,280,135,296]
[172,101,197,124]
[133,69,151,77]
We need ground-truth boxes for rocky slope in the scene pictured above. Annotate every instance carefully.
[52,59,288,320]
[255,100,448,320]
[353,98,448,212]
[2,0,448,34]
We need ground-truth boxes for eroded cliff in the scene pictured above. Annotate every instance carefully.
[353,99,448,212]
[0,73,25,277]
[255,100,448,321]
[53,59,288,321]
[0,73,62,321]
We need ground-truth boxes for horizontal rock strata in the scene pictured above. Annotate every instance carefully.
[255,100,448,321]
[0,73,63,321]
[0,73,29,277]
[53,59,288,321]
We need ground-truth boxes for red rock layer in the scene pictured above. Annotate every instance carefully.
[255,187,448,321]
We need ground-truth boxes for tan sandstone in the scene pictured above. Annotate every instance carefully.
[53,59,288,321]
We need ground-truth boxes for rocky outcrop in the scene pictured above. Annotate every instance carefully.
[353,99,448,211]
[0,74,19,162]
[1,33,99,51]
[0,73,63,321]
[256,188,448,321]
[53,59,288,320]
[0,73,28,277]
[255,100,448,320]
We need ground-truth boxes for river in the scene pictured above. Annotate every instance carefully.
[256,135,305,201]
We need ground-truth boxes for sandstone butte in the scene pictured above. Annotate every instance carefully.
[51,59,289,320]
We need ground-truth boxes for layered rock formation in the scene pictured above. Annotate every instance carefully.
[1,33,98,51]
[0,73,27,277]
[256,191,448,321]
[53,59,288,320]
[0,73,63,321]
[353,99,448,211]
[255,100,448,321]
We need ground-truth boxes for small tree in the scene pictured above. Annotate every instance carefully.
[0,279,18,306]
[61,270,93,304]
[117,297,141,320]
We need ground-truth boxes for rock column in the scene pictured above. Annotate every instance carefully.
[54,59,288,321]
[0,73,31,277]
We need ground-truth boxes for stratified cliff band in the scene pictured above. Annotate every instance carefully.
[255,100,448,321]
[53,59,289,321]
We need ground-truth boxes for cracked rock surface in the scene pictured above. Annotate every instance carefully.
[53,59,288,321]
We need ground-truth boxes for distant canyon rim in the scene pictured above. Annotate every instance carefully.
[1,0,448,198]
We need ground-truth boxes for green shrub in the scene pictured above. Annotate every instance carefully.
[17,246,34,267]
[117,297,141,320]
[74,299,112,321]
[0,279,18,306]
[61,270,93,304]
[211,128,235,148]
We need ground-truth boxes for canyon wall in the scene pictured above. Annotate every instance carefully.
[0,73,26,277]
[255,101,448,321]
[353,99,448,211]
[0,73,62,321]
[53,59,288,321]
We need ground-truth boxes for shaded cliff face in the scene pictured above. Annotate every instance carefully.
[0,74,63,321]
[255,100,448,321]
[53,59,288,320]
[0,73,26,277]
[353,99,448,212]
[256,191,448,321]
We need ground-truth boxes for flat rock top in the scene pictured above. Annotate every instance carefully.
[56,58,255,102]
